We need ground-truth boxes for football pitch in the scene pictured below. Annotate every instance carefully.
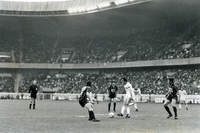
[0,100,200,133]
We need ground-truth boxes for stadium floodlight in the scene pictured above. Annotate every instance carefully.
[97,2,111,8]
[115,0,129,5]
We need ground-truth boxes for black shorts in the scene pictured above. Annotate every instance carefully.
[79,99,88,107]
[167,95,178,102]
[31,94,37,99]
[109,95,116,99]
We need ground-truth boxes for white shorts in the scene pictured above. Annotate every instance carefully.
[85,102,94,111]
[124,94,135,105]
[180,98,186,103]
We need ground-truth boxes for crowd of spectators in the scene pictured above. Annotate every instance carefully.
[18,68,200,95]
[3,30,200,64]
[0,76,15,92]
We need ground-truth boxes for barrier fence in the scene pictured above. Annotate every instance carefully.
[0,93,200,104]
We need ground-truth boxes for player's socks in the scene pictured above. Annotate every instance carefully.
[29,104,32,109]
[179,104,182,109]
[121,105,125,115]
[127,107,130,115]
[164,106,172,118]
[33,104,35,110]
[88,111,93,121]
[134,104,138,110]
[90,111,100,122]
[113,102,116,112]
[185,105,188,110]
[117,105,126,117]
[173,107,177,119]
[108,103,111,112]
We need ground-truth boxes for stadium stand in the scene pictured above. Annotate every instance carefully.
[17,68,200,95]
[1,0,200,64]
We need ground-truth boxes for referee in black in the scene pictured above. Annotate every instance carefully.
[107,81,118,112]
[29,80,39,110]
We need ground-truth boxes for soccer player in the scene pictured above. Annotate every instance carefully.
[79,81,100,122]
[29,80,39,110]
[133,84,141,112]
[178,87,188,110]
[118,78,135,118]
[107,81,118,112]
[164,78,178,119]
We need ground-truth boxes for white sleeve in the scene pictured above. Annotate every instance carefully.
[138,89,141,95]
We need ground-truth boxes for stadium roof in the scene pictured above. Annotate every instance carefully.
[0,0,152,16]
[0,0,199,48]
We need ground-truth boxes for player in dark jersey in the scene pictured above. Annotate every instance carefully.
[29,80,39,110]
[164,78,178,119]
[107,81,118,112]
[79,81,100,122]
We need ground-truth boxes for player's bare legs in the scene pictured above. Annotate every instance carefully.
[134,103,138,112]
[29,98,36,110]
[108,99,111,112]
[185,102,188,110]
[178,102,182,109]
[180,101,188,110]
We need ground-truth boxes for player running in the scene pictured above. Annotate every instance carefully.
[79,81,100,122]
[118,78,135,118]
[178,87,188,110]
[29,80,39,110]
[107,81,118,112]
[164,78,178,119]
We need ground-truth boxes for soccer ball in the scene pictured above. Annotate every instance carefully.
[108,112,115,118]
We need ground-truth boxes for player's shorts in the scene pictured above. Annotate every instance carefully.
[124,94,135,105]
[179,98,186,104]
[85,102,94,111]
[30,94,37,99]
[109,94,116,99]
[180,96,186,102]
[167,95,178,102]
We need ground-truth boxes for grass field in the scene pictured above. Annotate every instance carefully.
[0,100,200,133]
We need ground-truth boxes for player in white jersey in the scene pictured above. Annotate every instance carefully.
[132,84,141,112]
[178,88,188,110]
[118,78,135,118]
